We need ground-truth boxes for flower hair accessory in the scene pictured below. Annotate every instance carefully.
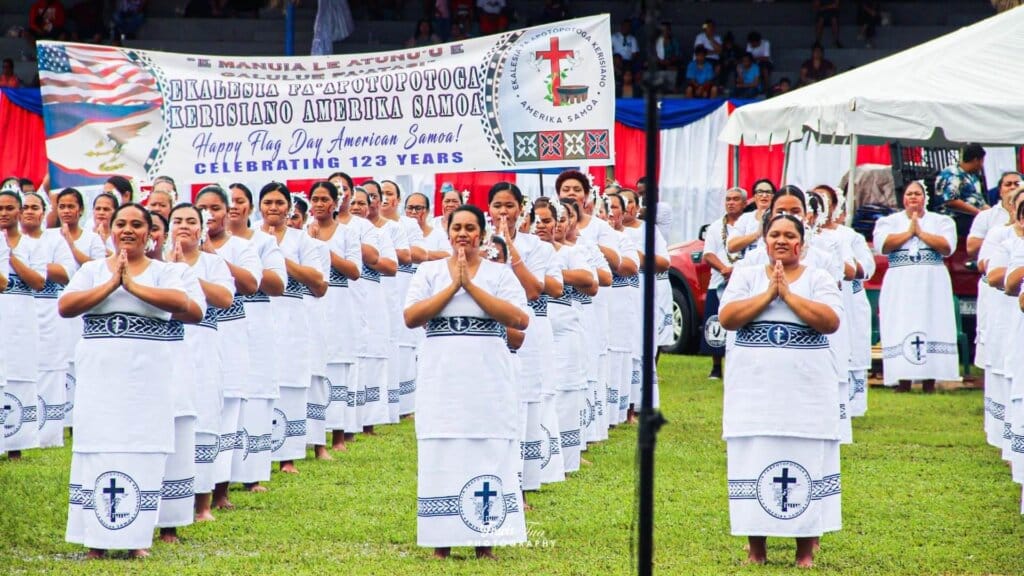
[483,242,499,261]
[461,189,471,204]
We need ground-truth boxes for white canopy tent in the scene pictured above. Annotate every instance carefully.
[720,5,1024,217]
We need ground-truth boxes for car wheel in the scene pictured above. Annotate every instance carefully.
[663,284,694,354]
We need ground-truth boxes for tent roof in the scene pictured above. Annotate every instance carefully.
[720,6,1024,147]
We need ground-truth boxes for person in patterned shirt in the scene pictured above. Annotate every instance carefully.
[935,143,987,218]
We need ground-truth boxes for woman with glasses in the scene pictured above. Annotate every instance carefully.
[406,192,451,260]
[728,178,776,257]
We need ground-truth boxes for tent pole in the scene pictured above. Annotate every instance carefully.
[846,135,858,226]
[638,0,666,575]
[732,144,740,189]
[780,141,791,186]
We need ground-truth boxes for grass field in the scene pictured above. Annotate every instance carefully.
[1,355,1022,575]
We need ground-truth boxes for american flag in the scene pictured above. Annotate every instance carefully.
[38,44,162,106]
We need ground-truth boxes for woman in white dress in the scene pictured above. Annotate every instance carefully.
[605,193,641,425]
[874,181,958,392]
[488,182,565,488]
[168,203,235,522]
[0,190,46,459]
[534,198,595,473]
[145,176,176,222]
[92,193,118,254]
[405,205,530,559]
[194,185,261,511]
[433,188,464,230]
[54,188,107,429]
[728,178,776,257]
[380,180,427,418]
[407,192,452,261]
[21,192,76,449]
[259,183,327,474]
[999,191,1024,482]
[226,183,286,493]
[719,214,843,568]
[308,181,362,454]
[348,187,398,434]
[59,203,197,559]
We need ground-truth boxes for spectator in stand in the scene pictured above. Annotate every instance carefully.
[814,0,842,48]
[450,0,473,40]
[733,52,762,98]
[476,0,508,35]
[717,31,739,91]
[67,0,105,43]
[0,59,22,88]
[654,22,681,92]
[746,31,772,91]
[694,19,723,66]
[800,43,836,86]
[857,0,881,48]
[611,19,639,71]
[112,0,145,40]
[434,0,451,41]
[685,45,718,99]
[29,0,67,40]
[19,178,35,193]
[772,76,792,96]
[405,18,441,47]
[540,0,568,23]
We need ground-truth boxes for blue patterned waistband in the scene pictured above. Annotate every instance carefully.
[199,306,219,329]
[34,279,64,299]
[851,279,863,294]
[3,273,32,296]
[329,267,349,288]
[887,248,943,268]
[528,296,548,317]
[284,276,305,299]
[361,265,381,283]
[83,313,183,341]
[735,321,828,349]
[612,273,638,288]
[425,316,503,338]
[238,291,270,304]
[398,263,416,274]
[218,297,246,321]
[655,271,669,281]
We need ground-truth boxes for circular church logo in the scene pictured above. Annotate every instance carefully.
[94,471,142,530]
[458,474,508,534]
[270,408,287,453]
[902,331,928,365]
[238,427,251,461]
[755,461,812,520]
[538,424,553,469]
[704,314,726,349]
[105,313,130,336]
[766,324,792,347]
[3,392,23,438]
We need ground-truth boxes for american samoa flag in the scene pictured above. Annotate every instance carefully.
[38,43,162,106]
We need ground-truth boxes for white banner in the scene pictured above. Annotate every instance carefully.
[37,16,614,190]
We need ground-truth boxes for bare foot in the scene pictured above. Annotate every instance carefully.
[580,457,593,466]
[212,498,234,510]
[475,546,497,560]
[523,502,535,511]
[158,529,179,544]
[796,537,815,568]
[331,442,348,452]
[433,547,451,559]
[343,433,356,442]
[244,482,268,493]
[195,510,216,522]
[85,549,106,560]
[363,426,377,436]
[279,461,299,474]
[314,446,333,461]
[128,549,150,559]
[7,450,21,461]
[746,537,767,565]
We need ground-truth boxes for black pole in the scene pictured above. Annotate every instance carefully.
[638,1,666,575]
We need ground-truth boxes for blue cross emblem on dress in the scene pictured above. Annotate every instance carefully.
[766,324,792,347]
[458,475,508,534]
[3,392,23,438]
[902,331,928,365]
[448,317,470,334]
[908,250,922,263]
[105,313,130,336]
[755,461,812,520]
[94,471,142,530]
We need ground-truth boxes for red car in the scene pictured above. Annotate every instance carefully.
[662,227,979,354]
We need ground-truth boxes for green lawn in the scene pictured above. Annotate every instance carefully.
[1,355,1022,575]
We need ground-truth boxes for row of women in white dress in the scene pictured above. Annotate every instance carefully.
[969,176,1024,512]
[2,168,671,556]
